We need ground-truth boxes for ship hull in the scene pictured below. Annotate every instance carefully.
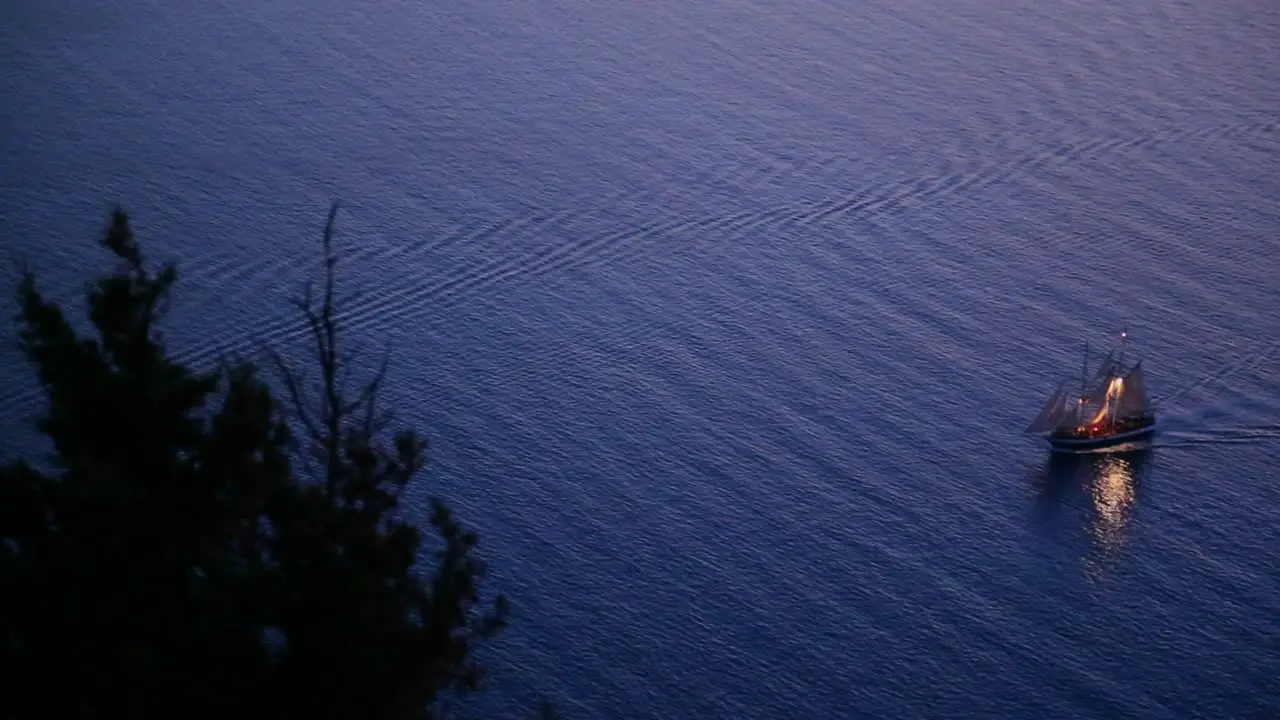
[1045,421,1156,452]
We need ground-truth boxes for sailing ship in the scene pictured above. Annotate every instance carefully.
[1026,334,1156,451]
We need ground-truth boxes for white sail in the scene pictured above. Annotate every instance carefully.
[1116,362,1149,417]
[1027,381,1069,433]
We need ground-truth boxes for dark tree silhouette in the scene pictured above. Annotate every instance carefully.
[0,207,507,719]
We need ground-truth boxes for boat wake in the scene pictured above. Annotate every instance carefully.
[1151,425,1280,450]
[1033,423,1280,455]
[1,118,1277,419]
[1152,338,1280,410]
[1137,338,1280,450]
[166,115,1280,368]
[1047,439,1155,456]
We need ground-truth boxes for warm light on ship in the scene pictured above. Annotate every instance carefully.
[1028,333,1152,447]
[1103,376,1124,398]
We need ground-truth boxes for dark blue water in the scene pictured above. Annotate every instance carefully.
[3,1,1278,716]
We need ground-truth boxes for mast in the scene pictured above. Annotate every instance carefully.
[1074,341,1088,427]
[1079,341,1089,401]
[1114,329,1128,432]
[1109,378,1117,433]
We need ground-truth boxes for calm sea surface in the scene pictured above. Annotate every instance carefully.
[2,1,1278,716]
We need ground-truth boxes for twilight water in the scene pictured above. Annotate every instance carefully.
[2,1,1277,716]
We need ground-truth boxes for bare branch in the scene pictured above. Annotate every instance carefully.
[266,347,324,448]
[360,342,393,438]
[288,293,334,435]
[317,201,344,499]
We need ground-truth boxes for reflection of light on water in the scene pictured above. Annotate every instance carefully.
[1030,446,1150,581]
[1085,454,1137,577]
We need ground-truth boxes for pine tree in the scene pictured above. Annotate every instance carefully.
[0,206,507,718]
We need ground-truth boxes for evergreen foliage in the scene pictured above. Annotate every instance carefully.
[0,206,508,718]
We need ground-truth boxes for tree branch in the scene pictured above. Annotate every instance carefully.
[318,201,343,499]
